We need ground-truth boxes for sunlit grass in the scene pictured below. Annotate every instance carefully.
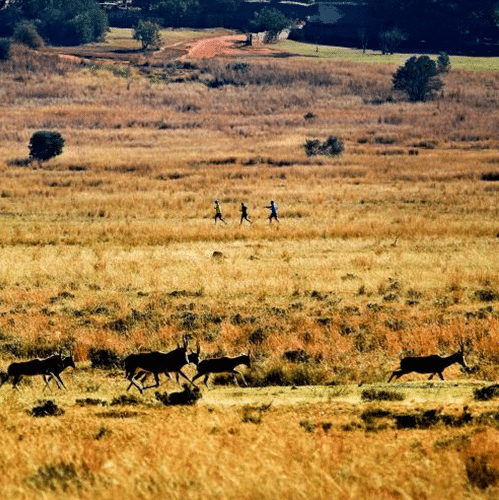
[280,39,499,71]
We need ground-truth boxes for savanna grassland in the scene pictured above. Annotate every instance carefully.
[0,28,499,499]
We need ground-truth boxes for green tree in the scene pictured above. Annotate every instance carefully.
[153,0,200,27]
[0,38,11,60]
[392,55,444,102]
[0,0,108,45]
[133,20,161,50]
[29,131,65,163]
[437,52,451,73]
[250,7,291,43]
[12,20,44,48]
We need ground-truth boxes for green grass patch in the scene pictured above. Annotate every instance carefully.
[279,40,499,72]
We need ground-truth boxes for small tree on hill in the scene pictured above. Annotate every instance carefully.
[0,38,10,60]
[133,20,161,50]
[392,55,444,102]
[250,7,291,43]
[13,20,44,49]
[437,52,451,73]
[29,131,65,163]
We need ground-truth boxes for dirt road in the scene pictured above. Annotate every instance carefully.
[181,34,277,60]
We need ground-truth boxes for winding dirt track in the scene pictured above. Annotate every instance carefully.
[181,34,277,60]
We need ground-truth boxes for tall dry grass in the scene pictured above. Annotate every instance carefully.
[0,40,498,380]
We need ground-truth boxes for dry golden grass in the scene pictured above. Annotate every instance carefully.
[0,30,499,498]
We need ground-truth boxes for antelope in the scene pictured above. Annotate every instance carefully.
[0,354,65,391]
[43,354,76,391]
[124,336,195,393]
[130,342,201,389]
[388,343,469,382]
[192,353,251,388]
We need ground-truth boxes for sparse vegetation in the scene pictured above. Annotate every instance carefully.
[304,135,344,157]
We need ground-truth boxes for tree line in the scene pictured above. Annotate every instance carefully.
[0,0,108,45]
[356,0,499,54]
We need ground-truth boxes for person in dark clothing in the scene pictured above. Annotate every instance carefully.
[240,202,252,225]
[265,200,279,224]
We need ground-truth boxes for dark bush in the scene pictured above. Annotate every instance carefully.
[155,385,202,406]
[360,408,393,424]
[13,20,44,49]
[88,348,121,369]
[466,455,499,490]
[304,135,344,157]
[394,409,441,429]
[110,394,140,406]
[361,388,405,402]
[283,349,313,364]
[0,38,10,60]
[473,289,499,302]
[30,400,64,417]
[474,385,499,401]
[481,172,499,181]
[29,131,65,163]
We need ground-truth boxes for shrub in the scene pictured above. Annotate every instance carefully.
[154,385,202,406]
[437,52,451,73]
[304,135,344,157]
[361,388,405,402]
[474,385,499,401]
[0,38,10,60]
[392,55,444,102]
[466,454,499,489]
[88,348,121,369]
[13,20,44,49]
[30,400,64,417]
[28,131,65,163]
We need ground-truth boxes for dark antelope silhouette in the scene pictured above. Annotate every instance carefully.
[130,342,201,390]
[124,336,195,393]
[388,343,469,382]
[192,353,251,388]
[0,353,68,390]
[44,355,76,391]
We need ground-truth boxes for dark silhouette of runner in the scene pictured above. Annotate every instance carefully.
[265,200,279,224]
[214,199,226,224]
[240,202,252,224]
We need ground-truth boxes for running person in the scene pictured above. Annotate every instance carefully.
[240,202,252,225]
[265,200,279,224]
[213,199,226,224]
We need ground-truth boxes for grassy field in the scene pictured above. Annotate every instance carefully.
[280,39,499,71]
[0,28,499,498]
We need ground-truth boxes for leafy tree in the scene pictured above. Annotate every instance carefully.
[29,131,65,163]
[378,27,406,54]
[0,0,108,45]
[392,55,444,102]
[133,20,161,50]
[437,52,451,73]
[250,7,291,43]
[153,0,200,28]
[0,37,10,60]
[13,20,44,48]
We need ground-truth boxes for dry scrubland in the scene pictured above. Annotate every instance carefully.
[0,29,499,498]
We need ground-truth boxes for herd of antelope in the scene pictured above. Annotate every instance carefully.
[0,335,251,393]
[0,335,470,393]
